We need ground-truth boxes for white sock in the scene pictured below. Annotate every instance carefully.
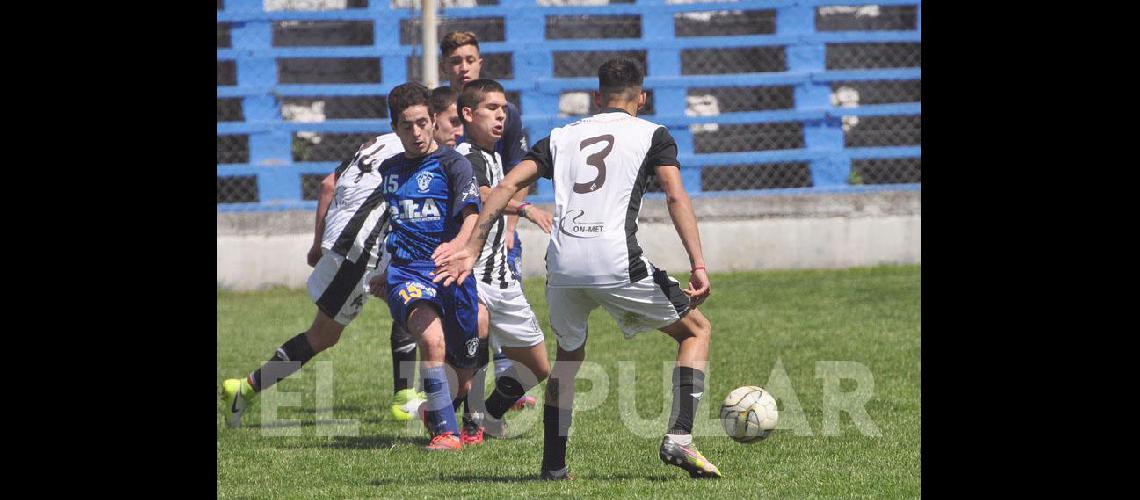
[666,433,692,446]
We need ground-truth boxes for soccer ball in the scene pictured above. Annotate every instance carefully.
[720,386,778,443]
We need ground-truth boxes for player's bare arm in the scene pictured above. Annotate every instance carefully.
[656,164,711,307]
[308,172,337,267]
[433,159,541,285]
[452,204,481,250]
[504,187,527,250]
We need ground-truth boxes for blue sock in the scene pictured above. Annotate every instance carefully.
[421,366,458,436]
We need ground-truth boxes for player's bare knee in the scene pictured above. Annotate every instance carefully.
[532,362,551,382]
[419,334,446,357]
[688,311,712,342]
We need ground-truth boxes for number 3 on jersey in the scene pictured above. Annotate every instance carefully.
[575,135,614,194]
[398,283,422,304]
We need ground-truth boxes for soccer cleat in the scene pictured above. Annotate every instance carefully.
[540,467,573,481]
[460,417,485,445]
[391,389,426,421]
[509,395,537,412]
[425,432,463,451]
[659,435,722,479]
[221,378,255,428]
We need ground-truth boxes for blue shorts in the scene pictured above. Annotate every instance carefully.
[507,231,522,281]
[387,264,480,369]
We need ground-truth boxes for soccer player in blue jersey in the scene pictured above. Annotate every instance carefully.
[361,82,484,451]
[386,86,467,421]
[302,87,467,424]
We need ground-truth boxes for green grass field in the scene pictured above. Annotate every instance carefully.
[217,265,920,498]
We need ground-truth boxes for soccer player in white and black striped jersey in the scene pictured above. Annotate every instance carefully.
[452,79,555,445]
[439,30,537,415]
[220,122,403,429]
[433,59,720,479]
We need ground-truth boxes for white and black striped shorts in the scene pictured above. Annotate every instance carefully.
[308,250,377,326]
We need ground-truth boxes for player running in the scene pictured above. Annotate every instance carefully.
[432,59,720,477]
[220,120,403,429]
[364,82,484,451]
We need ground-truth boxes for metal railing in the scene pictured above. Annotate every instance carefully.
[218,0,920,211]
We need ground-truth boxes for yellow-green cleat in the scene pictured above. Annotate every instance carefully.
[221,378,256,428]
[659,435,722,478]
[391,388,427,421]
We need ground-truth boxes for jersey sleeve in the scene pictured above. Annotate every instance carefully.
[646,127,679,173]
[500,102,528,172]
[333,158,351,181]
[524,136,554,179]
[445,153,483,220]
[464,150,492,188]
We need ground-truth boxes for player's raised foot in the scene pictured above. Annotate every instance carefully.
[391,388,426,421]
[424,432,463,451]
[659,435,722,479]
[460,416,484,445]
[221,378,256,428]
[540,467,573,481]
[509,395,537,411]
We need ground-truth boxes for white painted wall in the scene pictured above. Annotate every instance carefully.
[218,192,920,290]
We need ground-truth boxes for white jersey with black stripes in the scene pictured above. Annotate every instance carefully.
[321,132,403,268]
[528,109,680,287]
[456,141,515,289]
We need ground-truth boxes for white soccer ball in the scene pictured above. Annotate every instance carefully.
[720,386,778,443]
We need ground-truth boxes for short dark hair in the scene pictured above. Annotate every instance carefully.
[429,86,459,116]
[458,79,505,125]
[388,82,432,126]
[598,58,644,100]
[441,31,479,57]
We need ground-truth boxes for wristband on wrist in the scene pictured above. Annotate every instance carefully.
[517,201,531,217]
[692,266,706,272]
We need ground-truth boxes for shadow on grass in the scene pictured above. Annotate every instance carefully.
[246,420,318,430]
[369,473,678,484]
[273,434,425,449]
[292,406,369,414]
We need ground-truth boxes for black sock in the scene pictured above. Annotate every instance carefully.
[667,366,706,435]
[484,369,526,419]
[249,333,316,392]
[542,404,572,472]
[390,323,417,393]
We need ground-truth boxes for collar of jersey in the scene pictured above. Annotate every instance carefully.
[597,107,632,116]
[465,140,495,155]
[397,147,445,172]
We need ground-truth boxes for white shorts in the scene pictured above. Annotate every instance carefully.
[476,280,545,349]
[308,251,376,326]
[546,264,691,351]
